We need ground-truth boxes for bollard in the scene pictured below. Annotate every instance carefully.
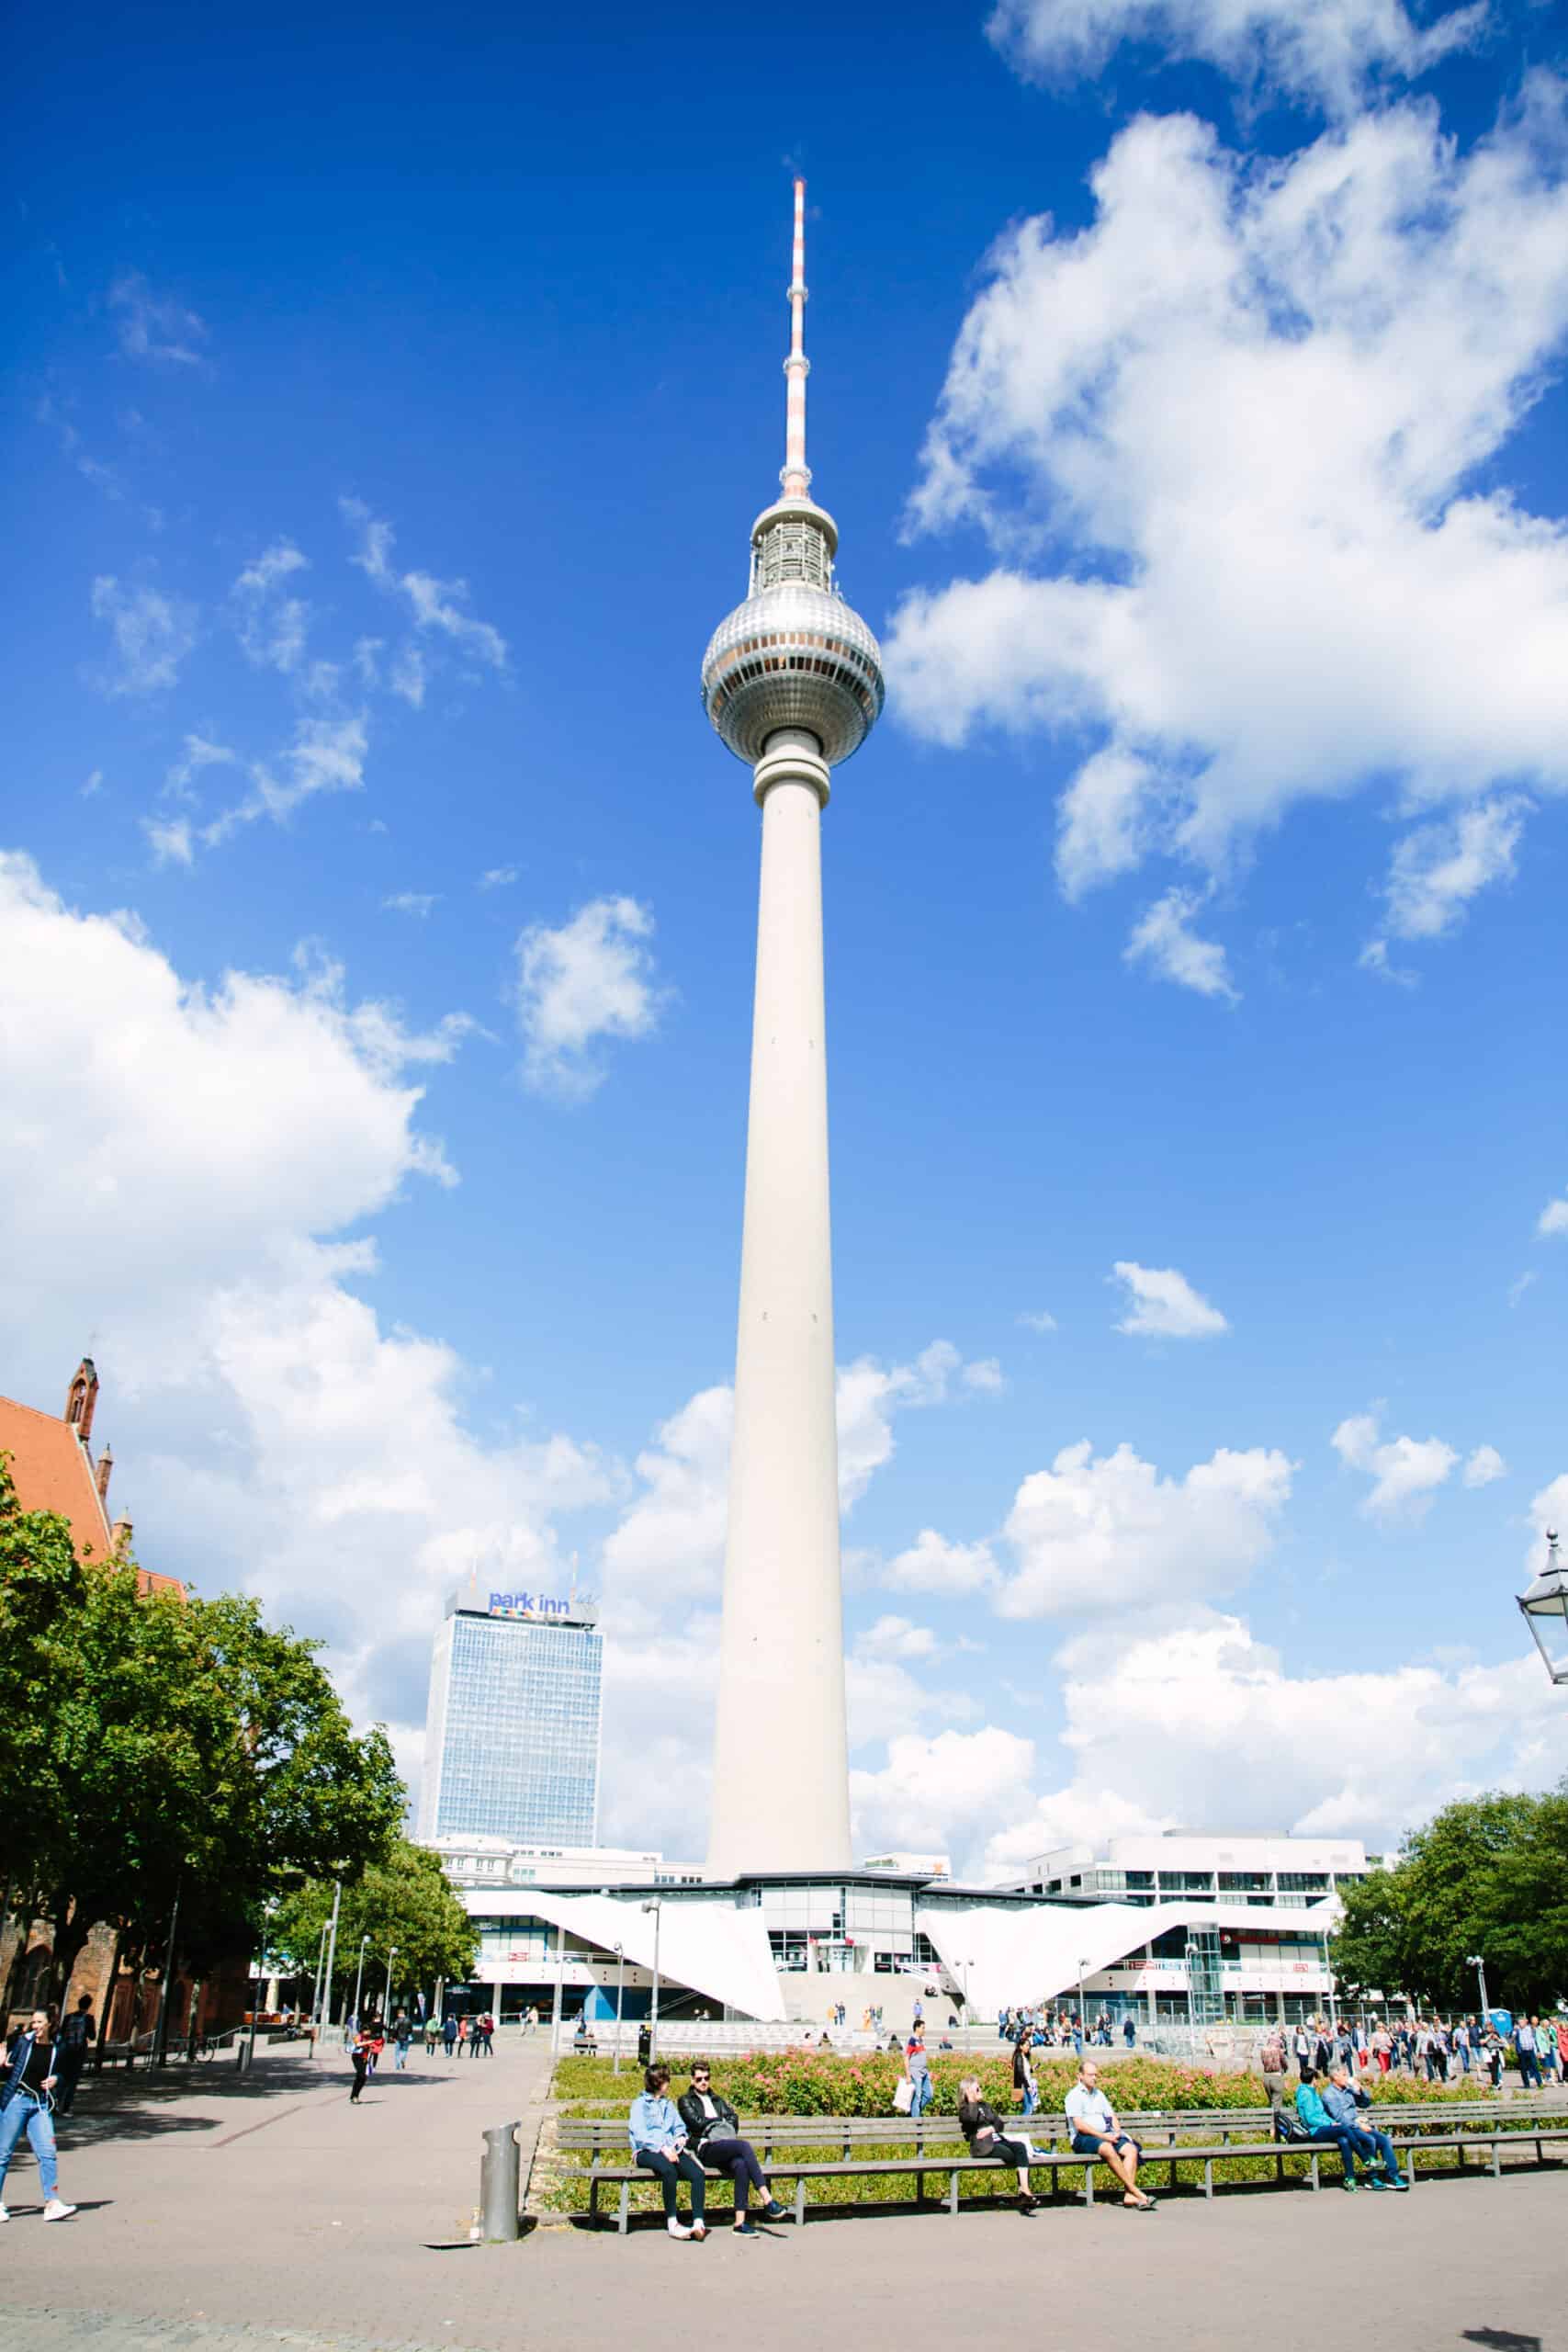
[480,2121,522,2243]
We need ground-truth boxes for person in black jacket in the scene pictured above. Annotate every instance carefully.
[676,2065,789,2237]
[957,2076,1043,2213]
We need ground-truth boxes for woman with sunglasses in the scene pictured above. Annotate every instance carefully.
[677,2064,788,2237]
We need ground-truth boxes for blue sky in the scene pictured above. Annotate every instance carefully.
[6,0,1568,1871]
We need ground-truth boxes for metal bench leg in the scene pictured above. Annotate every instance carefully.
[588,2174,598,2225]
[1536,2137,1545,2165]
[1083,2166,1094,2207]
[1203,2159,1213,2200]
[618,2183,630,2236]
[1404,2148,1416,2188]
[794,2181,807,2226]
[948,2170,958,2215]
[1309,2154,1320,2192]
[1491,2142,1502,2178]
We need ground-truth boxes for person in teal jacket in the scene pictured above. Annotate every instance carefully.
[1295,2072,1364,2190]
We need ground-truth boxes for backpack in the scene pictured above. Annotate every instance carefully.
[1273,2108,1314,2143]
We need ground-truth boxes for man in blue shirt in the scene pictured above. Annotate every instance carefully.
[1323,2064,1406,2190]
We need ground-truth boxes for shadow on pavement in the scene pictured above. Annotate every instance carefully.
[1461,2333,1543,2350]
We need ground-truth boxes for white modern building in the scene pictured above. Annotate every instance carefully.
[418,1587,604,1848]
[1003,1831,1379,1908]
[699,179,885,1879]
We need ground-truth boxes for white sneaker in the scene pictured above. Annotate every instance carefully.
[0,2206,10,2222]
[42,2199,77,2222]
[666,2217,694,2239]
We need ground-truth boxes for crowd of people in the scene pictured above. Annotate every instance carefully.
[1000,2004,1134,2052]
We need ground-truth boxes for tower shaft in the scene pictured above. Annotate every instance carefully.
[706,730,851,1877]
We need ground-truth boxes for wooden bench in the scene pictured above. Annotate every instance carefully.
[555,2103,1568,2234]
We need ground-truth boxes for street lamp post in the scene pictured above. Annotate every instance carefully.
[351,1935,370,2034]
[1518,1532,1568,1684]
[955,1959,972,2025]
[642,1899,662,2064]
[321,1881,343,2030]
[612,1943,626,2076]
[549,1921,568,2051]
[1468,1952,1491,2024]
[308,1917,330,2056]
[1077,1958,1089,2045]
[382,1945,398,2022]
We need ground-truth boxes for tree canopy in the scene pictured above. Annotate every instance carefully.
[1333,1785,1568,2012]
[268,1838,479,2015]
[0,1458,405,1999]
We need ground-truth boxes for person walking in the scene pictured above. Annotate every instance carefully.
[392,2012,412,2071]
[349,2024,372,2103]
[1122,2012,1136,2048]
[903,2024,933,2119]
[1516,2017,1540,2090]
[442,2012,457,2059]
[1292,2022,1314,2083]
[1258,2024,1289,2122]
[1012,2030,1039,2118]
[52,1996,96,2118]
[0,2009,76,2221]
[628,2064,706,2240]
[477,2011,495,2057]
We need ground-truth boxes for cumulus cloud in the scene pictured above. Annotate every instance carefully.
[108,271,209,367]
[995,1436,1292,1618]
[887,94,1568,939]
[837,1340,1004,1507]
[90,577,197,695]
[1332,1409,1458,1519]
[987,0,1489,117]
[1538,1193,1568,1237]
[1017,1309,1058,1333]
[884,1529,999,1597]
[514,896,667,1099]
[383,892,439,918]
[479,866,519,890]
[852,1726,1037,1859]
[1124,887,1238,1002]
[202,715,371,845]
[230,541,310,675]
[857,1614,942,1663]
[1111,1260,1228,1339]
[1463,1443,1507,1488]
[0,853,605,1769]
[1366,796,1530,970]
[981,1611,1562,1880]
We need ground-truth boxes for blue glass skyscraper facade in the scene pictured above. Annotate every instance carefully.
[419,1600,603,1846]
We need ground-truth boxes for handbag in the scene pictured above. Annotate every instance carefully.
[892,2076,914,2114]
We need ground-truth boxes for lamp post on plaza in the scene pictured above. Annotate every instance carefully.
[642,1898,663,2064]
[1468,1952,1491,2024]
[382,1945,398,2023]
[351,1935,370,2033]
[1518,1532,1568,1684]
[308,1917,330,2057]
[1077,1958,1089,2045]
[954,1958,973,2025]
[321,1881,343,2030]
[612,1944,626,2075]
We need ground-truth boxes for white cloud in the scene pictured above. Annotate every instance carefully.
[996,1436,1291,1618]
[90,577,197,695]
[836,1340,1002,1507]
[1111,1259,1228,1338]
[479,865,519,890]
[108,271,209,366]
[1017,1308,1058,1333]
[80,770,104,798]
[341,498,508,674]
[202,715,370,846]
[1124,887,1238,1002]
[887,94,1568,926]
[981,1611,1562,1881]
[514,896,666,1099]
[884,1529,999,1597]
[1377,794,1529,944]
[1509,1271,1539,1306]
[230,541,310,675]
[1359,937,1418,989]
[857,1614,942,1663]
[1331,1408,1458,1519]
[1463,1443,1507,1488]
[144,816,194,868]
[1538,1193,1568,1237]
[0,854,609,1767]
[852,1726,1037,1859]
[383,892,439,919]
[964,1357,1005,1394]
[987,0,1489,117]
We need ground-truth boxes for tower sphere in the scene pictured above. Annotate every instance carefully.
[701,562,885,774]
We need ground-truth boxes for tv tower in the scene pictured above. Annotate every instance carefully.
[700,182,885,1877]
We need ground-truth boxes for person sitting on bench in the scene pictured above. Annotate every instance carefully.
[1065,2059,1155,2211]
[628,2064,707,2240]
[1295,2070,1365,2191]
[957,2075,1043,2212]
[1322,2064,1407,2191]
[677,2064,788,2236]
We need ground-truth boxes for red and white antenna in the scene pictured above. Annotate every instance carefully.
[782,176,811,500]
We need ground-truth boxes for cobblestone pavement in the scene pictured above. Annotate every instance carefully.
[0,2044,1561,2352]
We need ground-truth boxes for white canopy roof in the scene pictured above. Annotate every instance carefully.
[916,1897,1335,2019]
[504,1889,789,2022]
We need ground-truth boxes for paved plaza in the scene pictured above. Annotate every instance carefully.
[0,2041,1562,2352]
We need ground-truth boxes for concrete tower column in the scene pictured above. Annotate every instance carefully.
[706,729,851,1878]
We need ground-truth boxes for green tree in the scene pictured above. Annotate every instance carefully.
[0,1459,406,2004]
[1333,1787,1568,2013]
[269,1839,479,2017]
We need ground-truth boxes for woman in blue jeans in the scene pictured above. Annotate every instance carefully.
[628,2064,707,2239]
[0,2008,76,2222]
